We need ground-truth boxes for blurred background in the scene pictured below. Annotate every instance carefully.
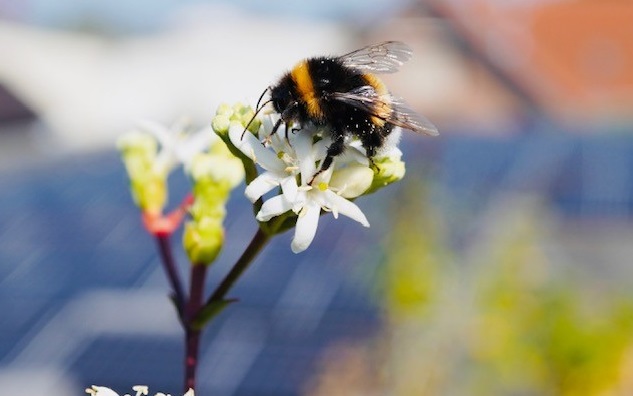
[1,0,633,395]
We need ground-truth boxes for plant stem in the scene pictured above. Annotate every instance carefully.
[184,228,271,391]
[185,264,208,392]
[156,235,186,319]
[207,228,270,304]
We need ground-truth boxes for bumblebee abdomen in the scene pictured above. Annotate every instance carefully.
[361,73,392,127]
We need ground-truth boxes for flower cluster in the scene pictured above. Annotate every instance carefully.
[117,118,244,262]
[117,119,213,215]
[213,104,407,253]
[86,385,193,396]
[183,129,244,264]
[115,102,417,393]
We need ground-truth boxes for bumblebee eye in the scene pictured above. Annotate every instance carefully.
[272,97,285,114]
[271,90,292,113]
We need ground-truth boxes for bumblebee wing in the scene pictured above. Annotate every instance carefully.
[339,41,413,74]
[388,97,439,136]
[331,86,439,136]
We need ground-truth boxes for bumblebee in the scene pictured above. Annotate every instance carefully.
[249,41,438,180]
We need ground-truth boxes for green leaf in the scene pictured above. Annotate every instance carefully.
[191,298,237,330]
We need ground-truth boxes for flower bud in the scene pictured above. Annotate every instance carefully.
[215,102,233,116]
[211,114,231,136]
[117,131,167,212]
[367,155,406,194]
[130,173,167,213]
[183,217,224,265]
[117,131,157,159]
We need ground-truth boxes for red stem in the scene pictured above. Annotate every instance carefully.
[185,264,208,392]
[156,235,187,320]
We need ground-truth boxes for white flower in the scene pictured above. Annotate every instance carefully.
[136,118,216,175]
[85,385,193,396]
[85,386,119,396]
[231,114,371,253]
[229,115,312,203]
[258,180,370,253]
[132,385,149,396]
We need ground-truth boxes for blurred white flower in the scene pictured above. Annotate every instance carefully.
[85,386,119,396]
[132,385,149,396]
[136,118,216,175]
[85,385,194,396]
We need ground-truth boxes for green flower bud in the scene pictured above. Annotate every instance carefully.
[189,150,244,189]
[117,131,168,212]
[211,114,231,136]
[215,103,233,116]
[130,172,167,213]
[117,133,157,181]
[117,131,157,160]
[190,181,228,219]
[223,103,260,134]
[183,217,224,265]
[231,102,247,114]
[116,131,158,154]
[367,156,406,194]
[182,131,247,265]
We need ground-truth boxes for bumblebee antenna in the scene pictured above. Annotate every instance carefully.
[241,87,272,140]
[241,98,272,140]
[255,86,271,112]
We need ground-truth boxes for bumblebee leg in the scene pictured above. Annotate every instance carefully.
[309,134,345,184]
[360,132,381,167]
[273,101,299,143]
[269,117,283,137]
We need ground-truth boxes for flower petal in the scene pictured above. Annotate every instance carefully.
[312,134,331,162]
[291,202,321,253]
[337,139,370,166]
[177,125,215,166]
[322,190,370,227]
[280,175,299,202]
[259,114,281,140]
[329,164,373,198]
[256,194,293,222]
[136,119,172,147]
[294,131,317,186]
[245,172,280,203]
[229,124,286,173]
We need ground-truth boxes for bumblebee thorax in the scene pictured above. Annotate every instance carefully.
[289,60,324,119]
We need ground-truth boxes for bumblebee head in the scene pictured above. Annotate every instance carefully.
[270,76,298,120]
